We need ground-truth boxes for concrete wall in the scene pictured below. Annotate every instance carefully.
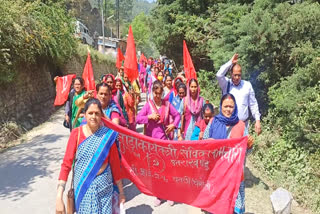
[61,56,116,80]
[0,56,116,130]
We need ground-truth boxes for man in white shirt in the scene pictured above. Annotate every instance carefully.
[216,54,262,135]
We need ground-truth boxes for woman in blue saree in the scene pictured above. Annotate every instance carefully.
[56,98,124,214]
[203,94,254,214]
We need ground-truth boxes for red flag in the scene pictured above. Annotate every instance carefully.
[183,40,197,80]
[82,52,95,91]
[139,53,147,64]
[54,74,76,106]
[124,26,139,82]
[116,48,125,69]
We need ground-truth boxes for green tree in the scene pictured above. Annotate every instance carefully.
[0,0,76,83]
[149,0,216,69]
[129,12,158,57]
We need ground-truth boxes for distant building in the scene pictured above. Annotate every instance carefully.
[97,37,127,57]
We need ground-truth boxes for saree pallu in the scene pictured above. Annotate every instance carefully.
[148,99,171,139]
[104,100,121,119]
[72,90,86,128]
[163,88,174,103]
[73,126,118,213]
[172,96,183,140]
[112,93,129,126]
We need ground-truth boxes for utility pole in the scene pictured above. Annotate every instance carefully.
[116,0,120,39]
[101,0,105,53]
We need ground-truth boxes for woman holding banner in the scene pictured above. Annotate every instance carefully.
[56,98,125,214]
[204,93,254,214]
[178,78,204,141]
[136,80,180,206]
[136,80,180,140]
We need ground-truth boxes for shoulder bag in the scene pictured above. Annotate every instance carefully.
[66,127,80,214]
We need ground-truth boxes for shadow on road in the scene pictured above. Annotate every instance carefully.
[244,166,269,190]
[123,179,142,202]
[0,133,64,201]
[125,204,153,214]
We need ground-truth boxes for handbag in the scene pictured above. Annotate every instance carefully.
[63,119,70,129]
[66,128,80,214]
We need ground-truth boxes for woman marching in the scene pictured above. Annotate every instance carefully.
[96,83,122,125]
[136,80,180,206]
[171,82,187,111]
[178,78,204,141]
[56,98,125,214]
[136,80,180,140]
[162,74,175,103]
[102,74,129,127]
[204,93,254,214]
[190,103,214,140]
[118,79,137,131]
[139,60,147,93]
[171,82,187,140]
[65,77,94,130]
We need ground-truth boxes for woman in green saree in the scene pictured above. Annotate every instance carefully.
[65,77,93,130]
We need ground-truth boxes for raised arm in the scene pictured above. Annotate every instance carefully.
[216,54,238,93]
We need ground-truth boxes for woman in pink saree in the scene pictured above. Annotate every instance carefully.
[178,78,204,141]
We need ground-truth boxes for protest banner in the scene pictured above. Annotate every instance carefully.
[103,118,247,214]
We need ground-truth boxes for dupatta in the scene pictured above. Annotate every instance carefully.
[104,100,121,118]
[209,94,239,139]
[163,87,174,102]
[74,126,118,211]
[71,90,86,128]
[148,98,170,126]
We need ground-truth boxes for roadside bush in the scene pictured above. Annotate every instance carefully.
[0,122,23,150]
[0,0,77,84]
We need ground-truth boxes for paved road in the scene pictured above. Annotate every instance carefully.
[0,94,200,214]
[0,93,311,214]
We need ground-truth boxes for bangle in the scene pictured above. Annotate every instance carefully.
[57,183,66,191]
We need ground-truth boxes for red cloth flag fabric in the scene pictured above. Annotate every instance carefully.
[54,74,76,106]
[124,26,139,82]
[102,118,247,214]
[183,40,197,80]
[82,52,95,91]
[116,48,125,69]
[139,53,147,64]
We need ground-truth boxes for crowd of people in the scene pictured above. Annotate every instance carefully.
[56,53,261,214]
